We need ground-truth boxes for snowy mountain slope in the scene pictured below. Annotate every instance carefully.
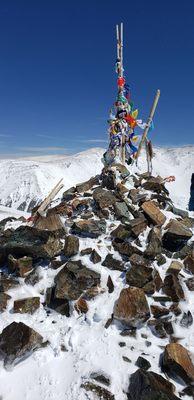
[0,146,193,211]
[0,148,104,211]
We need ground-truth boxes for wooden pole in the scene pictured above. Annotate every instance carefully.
[136,89,160,162]
[36,178,64,217]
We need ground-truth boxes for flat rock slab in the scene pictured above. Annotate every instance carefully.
[13,297,40,314]
[54,261,101,300]
[162,219,192,252]
[114,287,150,327]
[163,343,194,384]
[71,219,106,238]
[141,200,166,226]
[127,368,180,400]
[0,226,63,259]
[0,321,43,366]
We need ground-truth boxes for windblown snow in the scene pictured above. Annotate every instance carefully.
[0,146,193,212]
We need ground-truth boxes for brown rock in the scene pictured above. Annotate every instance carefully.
[13,297,40,314]
[71,219,106,238]
[112,239,142,257]
[167,261,183,275]
[145,227,162,258]
[129,216,148,237]
[151,305,170,319]
[90,249,101,264]
[111,224,131,240]
[141,200,166,226]
[107,275,114,293]
[81,382,114,399]
[0,321,43,366]
[8,254,33,276]
[185,277,194,291]
[163,274,185,302]
[163,343,194,384]
[93,187,116,209]
[76,176,99,193]
[80,247,93,256]
[0,275,19,291]
[102,253,124,271]
[0,292,11,312]
[183,255,194,274]
[63,235,79,257]
[74,298,88,314]
[114,287,150,327]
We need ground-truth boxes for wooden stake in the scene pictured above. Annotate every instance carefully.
[36,178,64,217]
[136,89,160,162]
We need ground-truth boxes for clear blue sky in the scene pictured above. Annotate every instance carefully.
[0,0,193,157]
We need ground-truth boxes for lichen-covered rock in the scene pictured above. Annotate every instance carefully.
[71,219,106,238]
[54,261,101,300]
[114,287,150,327]
[127,369,180,400]
[162,219,192,252]
[0,321,43,366]
[0,226,63,259]
[162,343,194,384]
[63,235,79,257]
[13,297,40,314]
[8,254,33,277]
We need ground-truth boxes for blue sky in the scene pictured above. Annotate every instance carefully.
[0,0,193,157]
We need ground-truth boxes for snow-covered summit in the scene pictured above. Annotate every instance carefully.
[0,146,193,211]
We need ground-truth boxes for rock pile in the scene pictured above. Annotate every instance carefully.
[0,164,194,398]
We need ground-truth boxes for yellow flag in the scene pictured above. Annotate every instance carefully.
[132,109,138,119]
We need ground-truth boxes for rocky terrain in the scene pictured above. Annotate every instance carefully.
[0,162,194,400]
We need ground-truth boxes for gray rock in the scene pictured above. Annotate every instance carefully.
[0,226,63,259]
[102,253,125,271]
[71,219,106,238]
[127,369,180,400]
[162,219,192,252]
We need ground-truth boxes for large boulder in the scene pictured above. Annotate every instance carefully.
[63,235,79,257]
[141,200,166,226]
[162,219,192,252]
[113,287,150,327]
[0,226,63,259]
[71,219,106,238]
[54,261,101,301]
[127,369,180,400]
[0,321,43,366]
[162,343,194,384]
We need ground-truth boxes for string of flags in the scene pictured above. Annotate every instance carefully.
[103,23,159,168]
